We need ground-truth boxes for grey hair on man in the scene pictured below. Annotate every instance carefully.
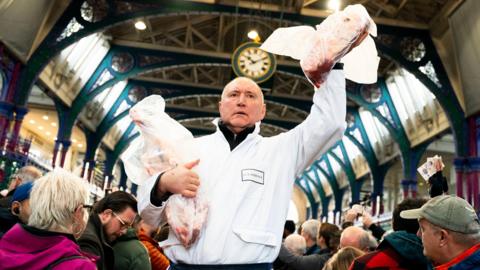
[28,168,90,234]
[13,166,43,184]
[301,219,321,242]
[284,234,307,256]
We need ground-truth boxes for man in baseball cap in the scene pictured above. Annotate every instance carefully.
[400,195,480,269]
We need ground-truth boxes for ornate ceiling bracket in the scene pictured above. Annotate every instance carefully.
[314,158,344,214]
[329,142,364,205]
[299,173,330,219]
[104,122,138,177]
[375,25,467,155]
[346,107,391,198]
[346,78,422,181]
[84,85,132,162]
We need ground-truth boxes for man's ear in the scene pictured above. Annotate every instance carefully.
[439,229,449,247]
[99,209,112,224]
[11,201,20,216]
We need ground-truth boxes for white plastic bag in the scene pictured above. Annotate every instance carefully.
[260,4,379,87]
[122,95,208,248]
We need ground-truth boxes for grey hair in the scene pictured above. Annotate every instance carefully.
[301,219,321,240]
[429,222,480,247]
[450,230,480,246]
[358,230,371,251]
[284,234,307,256]
[28,168,90,233]
[14,166,42,184]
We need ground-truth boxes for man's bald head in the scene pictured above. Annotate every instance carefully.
[221,77,264,102]
[219,77,266,134]
[340,226,370,251]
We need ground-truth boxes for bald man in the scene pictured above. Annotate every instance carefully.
[340,226,371,252]
[139,68,346,269]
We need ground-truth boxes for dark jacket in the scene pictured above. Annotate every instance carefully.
[0,189,15,208]
[305,244,321,255]
[113,228,151,270]
[350,231,431,270]
[78,213,114,270]
[278,244,331,270]
[0,207,19,238]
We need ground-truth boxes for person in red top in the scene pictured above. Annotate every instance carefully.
[401,195,480,270]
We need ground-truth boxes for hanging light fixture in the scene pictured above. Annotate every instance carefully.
[134,20,147,30]
[247,29,261,42]
[327,0,341,12]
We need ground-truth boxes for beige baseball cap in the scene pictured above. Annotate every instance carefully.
[400,195,480,234]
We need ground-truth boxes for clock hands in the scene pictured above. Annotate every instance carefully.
[250,56,268,64]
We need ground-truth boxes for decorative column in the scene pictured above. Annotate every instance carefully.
[86,160,95,183]
[6,106,27,152]
[59,140,71,168]
[52,140,62,167]
[454,157,465,198]
[401,179,410,198]
[371,193,384,216]
[410,181,417,198]
[0,101,14,150]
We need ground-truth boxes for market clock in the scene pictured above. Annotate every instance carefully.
[231,42,276,83]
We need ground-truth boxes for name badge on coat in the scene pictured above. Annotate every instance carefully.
[241,169,265,185]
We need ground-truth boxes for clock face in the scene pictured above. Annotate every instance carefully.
[232,42,276,83]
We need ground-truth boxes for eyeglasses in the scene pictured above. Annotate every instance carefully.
[112,212,134,230]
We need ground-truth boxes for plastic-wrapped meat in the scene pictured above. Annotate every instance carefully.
[300,7,371,87]
[260,4,378,87]
[165,192,209,248]
[122,95,208,248]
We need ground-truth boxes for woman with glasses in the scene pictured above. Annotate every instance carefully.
[0,169,97,270]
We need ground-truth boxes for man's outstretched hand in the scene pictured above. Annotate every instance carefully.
[158,159,200,198]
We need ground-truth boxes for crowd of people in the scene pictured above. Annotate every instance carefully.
[1,164,478,270]
[0,65,478,270]
[0,166,170,270]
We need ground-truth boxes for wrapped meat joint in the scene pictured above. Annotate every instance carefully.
[260,4,379,88]
[122,95,208,248]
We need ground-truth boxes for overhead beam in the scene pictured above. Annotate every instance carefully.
[187,0,429,29]
[112,39,300,67]
[429,0,464,38]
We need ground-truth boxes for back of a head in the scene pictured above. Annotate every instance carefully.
[284,220,296,235]
[319,222,341,250]
[323,246,365,270]
[14,166,42,184]
[284,234,307,256]
[93,191,138,214]
[392,198,427,233]
[340,226,370,251]
[28,169,89,231]
[301,219,320,240]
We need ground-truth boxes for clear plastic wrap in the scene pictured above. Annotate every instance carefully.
[121,95,208,248]
[260,4,378,87]
[300,5,371,87]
